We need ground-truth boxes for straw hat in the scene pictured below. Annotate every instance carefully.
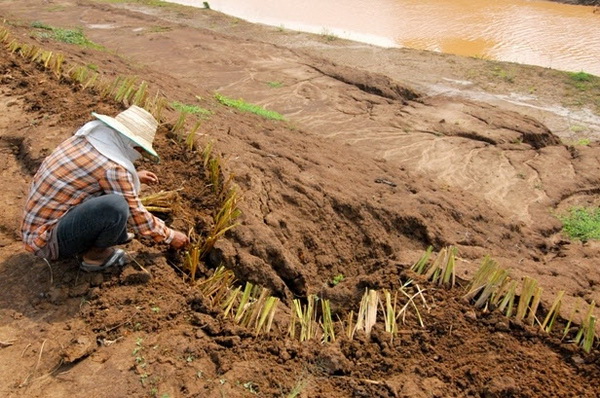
[92,105,159,160]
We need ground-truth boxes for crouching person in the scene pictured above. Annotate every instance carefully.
[20,105,189,271]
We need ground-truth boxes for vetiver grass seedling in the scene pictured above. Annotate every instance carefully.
[413,246,456,287]
[320,299,335,343]
[541,290,565,333]
[354,289,378,337]
[573,301,596,353]
[290,295,317,342]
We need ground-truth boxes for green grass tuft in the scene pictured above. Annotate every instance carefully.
[568,71,593,82]
[560,207,600,241]
[170,100,212,116]
[215,93,286,121]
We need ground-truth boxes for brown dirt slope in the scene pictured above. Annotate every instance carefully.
[1,1,600,397]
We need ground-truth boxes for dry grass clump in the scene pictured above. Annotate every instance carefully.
[140,189,181,214]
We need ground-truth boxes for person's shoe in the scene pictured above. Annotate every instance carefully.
[80,248,128,272]
[123,232,135,243]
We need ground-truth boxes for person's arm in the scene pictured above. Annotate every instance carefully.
[99,165,188,248]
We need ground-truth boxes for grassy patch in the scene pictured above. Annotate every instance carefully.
[560,207,600,241]
[96,0,170,6]
[267,81,284,88]
[561,70,600,112]
[146,26,172,33]
[568,71,593,83]
[170,100,212,116]
[492,66,514,83]
[215,93,286,121]
[31,21,103,49]
[320,29,338,42]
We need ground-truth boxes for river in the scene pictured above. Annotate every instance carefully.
[168,0,600,76]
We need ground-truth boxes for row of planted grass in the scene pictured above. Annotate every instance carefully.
[2,23,597,354]
[412,247,597,353]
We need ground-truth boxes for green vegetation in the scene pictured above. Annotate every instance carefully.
[564,71,600,112]
[170,100,211,116]
[568,71,593,83]
[320,28,338,42]
[96,0,170,6]
[31,21,103,49]
[563,137,591,146]
[146,26,172,33]
[560,207,600,241]
[569,125,587,133]
[267,81,284,88]
[215,93,286,121]
[331,274,345,286]
[492,66,515,83]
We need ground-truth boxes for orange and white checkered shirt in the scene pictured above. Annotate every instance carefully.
[21,135,174,259]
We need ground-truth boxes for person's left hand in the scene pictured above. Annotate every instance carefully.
[138,170,159,184]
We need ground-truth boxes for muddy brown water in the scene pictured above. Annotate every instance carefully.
[172,0,600,76]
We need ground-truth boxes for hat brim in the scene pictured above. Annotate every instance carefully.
[92,112,160,161]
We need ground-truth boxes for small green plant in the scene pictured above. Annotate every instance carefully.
[203,1,210,9]
[331,274,344,286]
[267,81,283,88]
[573,138,590,146]
[215,93,286,121]
[560,206,600,241]
[492,66,514,83]
[320,28,338,42]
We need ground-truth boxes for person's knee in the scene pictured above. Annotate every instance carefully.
[95,195,129,222]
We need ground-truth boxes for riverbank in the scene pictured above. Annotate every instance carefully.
[1,0,600,396]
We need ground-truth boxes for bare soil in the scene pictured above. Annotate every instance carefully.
[1,1,600,397]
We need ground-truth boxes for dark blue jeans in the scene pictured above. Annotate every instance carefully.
[56,194,130,258]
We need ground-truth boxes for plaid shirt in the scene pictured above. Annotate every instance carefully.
[21,135,174,259]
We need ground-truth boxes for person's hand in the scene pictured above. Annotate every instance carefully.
[138,170,159,184]
[170,230,189,250]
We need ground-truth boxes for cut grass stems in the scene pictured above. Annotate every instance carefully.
[140,189,181,214]
[215,93,286,121]
[290,295,318,342]
[196,265,236,304]
[320,299,335,343]
[412,246,456,287]
[541,290,565,333]
[354,289,379,338]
